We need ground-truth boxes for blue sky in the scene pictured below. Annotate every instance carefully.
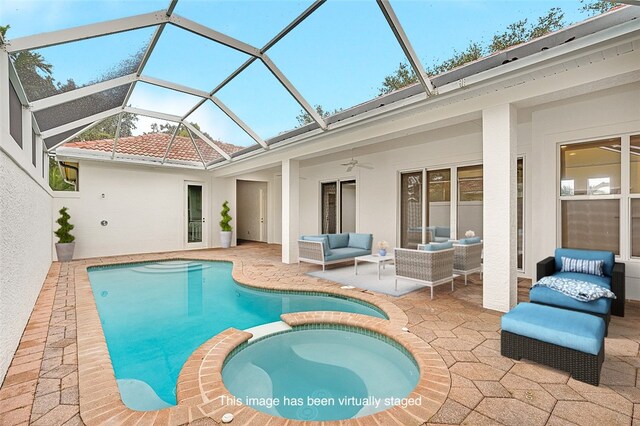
[1,0,593,144]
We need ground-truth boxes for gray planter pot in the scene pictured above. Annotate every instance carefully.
[220,231,232,248]
[55,242,75,262]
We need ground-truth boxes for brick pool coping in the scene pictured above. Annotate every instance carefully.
[73,254,449,425]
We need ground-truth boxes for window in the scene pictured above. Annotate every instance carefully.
[321,180,356,234]
[631,135,640,194]
[49,158,78,191]
[632,199,640,258]
[561,199,619,254]
[559,139,621,254]
[340,181,356,233]
[517,158,524,270]
[321,182,337,234]
[400,171,423,249]
[32,128,37,167]
[560,139,621,195]
[457,165,483,239]
[632,135,640,258]
[9,80,23,148]
[427,169,451,242]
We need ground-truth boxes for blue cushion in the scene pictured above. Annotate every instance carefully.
[553,272,611,290]
[458,237,481,245]
[501,303,605,355]
[324,247,370,262]
[327,233,349,249]
[302,236,332,256]
[554,248,614,277]
[348,233,372,250]
[435,226,450,238]
[529,285,611,315]
[419,241,453,251]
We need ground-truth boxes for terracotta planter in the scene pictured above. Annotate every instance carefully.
[55,242,75,262]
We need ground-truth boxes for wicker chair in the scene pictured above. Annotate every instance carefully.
[394,247,455,299]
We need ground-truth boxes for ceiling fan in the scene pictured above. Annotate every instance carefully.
[341,157,374,172]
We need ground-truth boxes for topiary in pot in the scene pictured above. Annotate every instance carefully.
[54,207,75,261]
[219,201,233,248]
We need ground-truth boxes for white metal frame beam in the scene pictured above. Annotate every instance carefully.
[377,0,435,96]
[41,106,123,139]
[47,120,100,152]
[123,106,182,123]
[121,2,177,114]
[111,112,124,159]
[6,12,169,52]
[186,127,207,168]
[168,15,261,57]
[209,97,268,149]
[139,75,210,98]
[161,122,181,164]
[182,121,231,160]
[30,74,137,112]
[261,54,327,129]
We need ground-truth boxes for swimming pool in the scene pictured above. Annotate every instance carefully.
[87,260,385,411]
[222,326,420,421]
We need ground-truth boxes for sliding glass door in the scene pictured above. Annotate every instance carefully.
[400,172,423,249]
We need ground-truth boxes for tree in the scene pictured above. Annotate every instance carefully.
[54,207,75,243]
[295,105,339,127]
[379,62,417,95]
[379,42,483,95]
[580,0,618,16]
[489,8,565,52]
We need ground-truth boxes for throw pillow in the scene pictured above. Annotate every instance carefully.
[560,256,604,277]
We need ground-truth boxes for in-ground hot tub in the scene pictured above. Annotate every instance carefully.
[222,325,420,421]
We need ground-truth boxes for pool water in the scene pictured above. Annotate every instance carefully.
[222,328,420,421]
[88,260,385,410]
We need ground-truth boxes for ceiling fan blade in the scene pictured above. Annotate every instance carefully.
[346,164,354,172]
[358,164,374,170]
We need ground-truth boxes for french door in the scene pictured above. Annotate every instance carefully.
[185,182,207,248]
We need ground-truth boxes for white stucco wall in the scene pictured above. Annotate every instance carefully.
[0,150,52,384]
[52,160,236,259]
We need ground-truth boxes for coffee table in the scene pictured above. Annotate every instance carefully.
[354,254,395,280]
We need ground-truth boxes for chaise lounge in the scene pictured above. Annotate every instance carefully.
[298,233,373,271]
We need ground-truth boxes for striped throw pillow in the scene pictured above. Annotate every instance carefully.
[561,256,604,277]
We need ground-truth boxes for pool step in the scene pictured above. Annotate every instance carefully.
[245,321,292,342]
[131,261,213,274]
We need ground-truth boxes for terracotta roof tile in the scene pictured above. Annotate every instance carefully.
[62,133,245,163]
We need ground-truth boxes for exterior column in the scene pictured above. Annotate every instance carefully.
[281,159,299,264]
[482,104,518,312]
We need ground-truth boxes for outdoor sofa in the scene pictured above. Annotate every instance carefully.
[298,233,373,271]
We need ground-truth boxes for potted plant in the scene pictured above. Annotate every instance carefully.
[54,207,75,261]
[219,200,233,248]
[377,240,389,257]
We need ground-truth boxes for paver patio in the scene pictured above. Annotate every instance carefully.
[1,242,638,425]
